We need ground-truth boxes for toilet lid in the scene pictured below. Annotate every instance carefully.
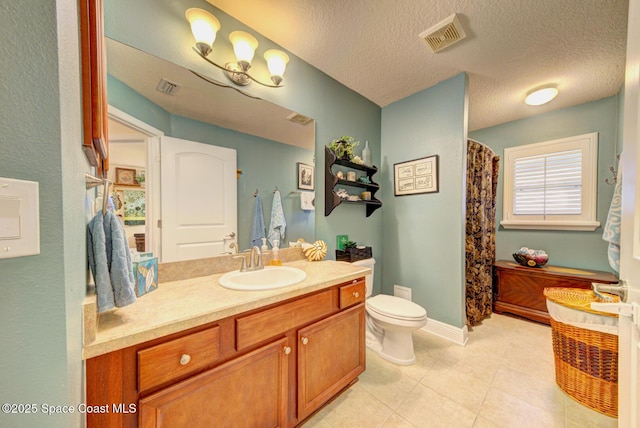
[367,294,427,321]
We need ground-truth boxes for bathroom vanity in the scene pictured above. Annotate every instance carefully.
[84,259,367,427]
[493,260,618,324]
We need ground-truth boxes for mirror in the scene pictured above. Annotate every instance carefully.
[105,38,316,262]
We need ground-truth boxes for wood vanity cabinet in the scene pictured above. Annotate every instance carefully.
[493,260,619,325]
[86,278,366,427]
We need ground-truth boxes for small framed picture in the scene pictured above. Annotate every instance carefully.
[297,163,315,191]
[394,155,439,196]
[115,167,137,186]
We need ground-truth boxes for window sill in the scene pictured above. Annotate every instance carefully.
[500,220,601,231]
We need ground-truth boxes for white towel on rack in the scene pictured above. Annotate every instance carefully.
[300,191,315,210]
[268,190,286,246]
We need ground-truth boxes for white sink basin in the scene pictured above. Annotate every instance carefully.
[218,266,307,291]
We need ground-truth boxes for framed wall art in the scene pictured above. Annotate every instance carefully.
[298,163,315,190]
[115,167,137,186]
[394,155,439,196]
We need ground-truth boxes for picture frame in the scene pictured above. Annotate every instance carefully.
[115,167,138,186]
[394,155,439,196]
[298,163,315,190]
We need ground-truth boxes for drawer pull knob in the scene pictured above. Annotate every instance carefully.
[284,346,291,355]
[179,354,191,365]
[352,280,357,284]
[353,291,360,298]
[301,337,309,345]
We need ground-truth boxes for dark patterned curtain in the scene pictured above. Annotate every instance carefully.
[465,140,499,326]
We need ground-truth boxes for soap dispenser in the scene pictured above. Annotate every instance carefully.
[270,240,282,266]
[261,237,269,252]
[362,140,372,166]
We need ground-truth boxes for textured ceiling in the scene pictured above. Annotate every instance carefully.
[207,0,628,131]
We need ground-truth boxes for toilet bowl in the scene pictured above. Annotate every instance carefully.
[351,258,427,365]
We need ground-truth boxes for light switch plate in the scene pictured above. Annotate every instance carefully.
[0,178,39,258]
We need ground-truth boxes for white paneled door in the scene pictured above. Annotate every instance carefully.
[160,136,237,262]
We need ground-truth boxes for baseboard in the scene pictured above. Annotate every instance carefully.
[420,318,469,346]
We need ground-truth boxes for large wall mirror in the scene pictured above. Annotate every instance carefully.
[105,38,316,262]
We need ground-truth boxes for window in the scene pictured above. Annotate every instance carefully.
[501,132,600,231]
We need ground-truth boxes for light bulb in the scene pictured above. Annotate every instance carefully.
[229,31,258,69]
[185,8,220,57]
[264,49,289,85]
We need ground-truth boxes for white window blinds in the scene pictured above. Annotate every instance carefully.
[513,149,582,216]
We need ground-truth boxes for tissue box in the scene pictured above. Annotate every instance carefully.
[132,256,158,297]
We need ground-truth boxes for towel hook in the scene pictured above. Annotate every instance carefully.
[273,186,279,193]
[253,189,259,197]
[605,154,621,185]
[85,173,111,215]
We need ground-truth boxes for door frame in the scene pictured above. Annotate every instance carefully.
[108,105,164,259]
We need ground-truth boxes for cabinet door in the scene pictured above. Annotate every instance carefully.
[297,304,365,420]
[139,338,289,428]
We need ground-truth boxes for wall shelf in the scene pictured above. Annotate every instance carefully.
[325,147,382,217]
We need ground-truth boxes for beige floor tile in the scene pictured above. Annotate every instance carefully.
[395,383,477,428]
[472,416,503,428]
[491,365,566,414]
[381,412,418,428]
[564,393,618,428]
[478,387,564,428]
[420,364,492,413]
[359,351,420,410]
[313,383,394,428]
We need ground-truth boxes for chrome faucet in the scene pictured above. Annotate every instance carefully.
[248,246,264,271]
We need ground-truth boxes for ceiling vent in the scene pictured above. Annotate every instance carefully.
[419,13,467,53]
[286,112,312,125]
[156,78,180,96]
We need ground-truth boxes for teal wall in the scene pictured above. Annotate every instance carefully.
[108,76,315,249]
[469,95,621,273]
[104,0,383,291]
[0,1,86,427]
[380,74,469,328]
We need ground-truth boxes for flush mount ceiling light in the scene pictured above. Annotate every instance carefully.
[525,85,559,106]
[185,8,289,88]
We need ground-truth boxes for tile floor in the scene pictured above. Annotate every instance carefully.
[303,313,618,428]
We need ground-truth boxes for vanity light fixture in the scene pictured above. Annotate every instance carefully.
[525,84,559,106]
[185,8,289,88]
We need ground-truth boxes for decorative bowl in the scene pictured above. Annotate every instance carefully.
[513,252,548,267]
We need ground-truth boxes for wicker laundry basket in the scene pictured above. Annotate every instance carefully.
[544,287,619,418]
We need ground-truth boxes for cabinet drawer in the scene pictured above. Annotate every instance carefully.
[339,279,365,309]
[138,326,221,393]
[236,290,334,351]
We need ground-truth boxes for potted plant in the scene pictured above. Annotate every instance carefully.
[328,136,360,161]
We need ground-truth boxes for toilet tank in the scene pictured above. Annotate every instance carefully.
[351,258,375,297]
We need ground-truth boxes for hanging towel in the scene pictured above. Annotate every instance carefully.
[603,154,622,274]
[87,211,137,313]
[300,191,315,211]
[250,195,266,248]
[267,190,286,246]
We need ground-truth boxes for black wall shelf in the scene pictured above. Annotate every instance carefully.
[325,146,382,217]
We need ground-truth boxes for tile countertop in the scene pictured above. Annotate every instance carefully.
[83,260,370,360]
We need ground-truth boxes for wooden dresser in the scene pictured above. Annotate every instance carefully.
[493,260,619,325]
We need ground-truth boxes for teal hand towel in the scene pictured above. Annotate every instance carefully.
[602,155,622,274]
[88,211,137,312]
[268,190,286,246]
[250,195,266,248]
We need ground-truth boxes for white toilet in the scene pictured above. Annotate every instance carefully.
[352,258,427,365]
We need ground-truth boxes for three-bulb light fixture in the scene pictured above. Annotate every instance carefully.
[185,8,289,87]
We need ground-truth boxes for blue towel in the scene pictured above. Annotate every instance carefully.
[250,195,266,248]
[267,190,286,247]
[88,211,137,313]
[603,155,622,274]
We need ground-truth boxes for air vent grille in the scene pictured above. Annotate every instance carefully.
[419,13,467,53]
[286,112,312,125]
[156,78,180,96]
